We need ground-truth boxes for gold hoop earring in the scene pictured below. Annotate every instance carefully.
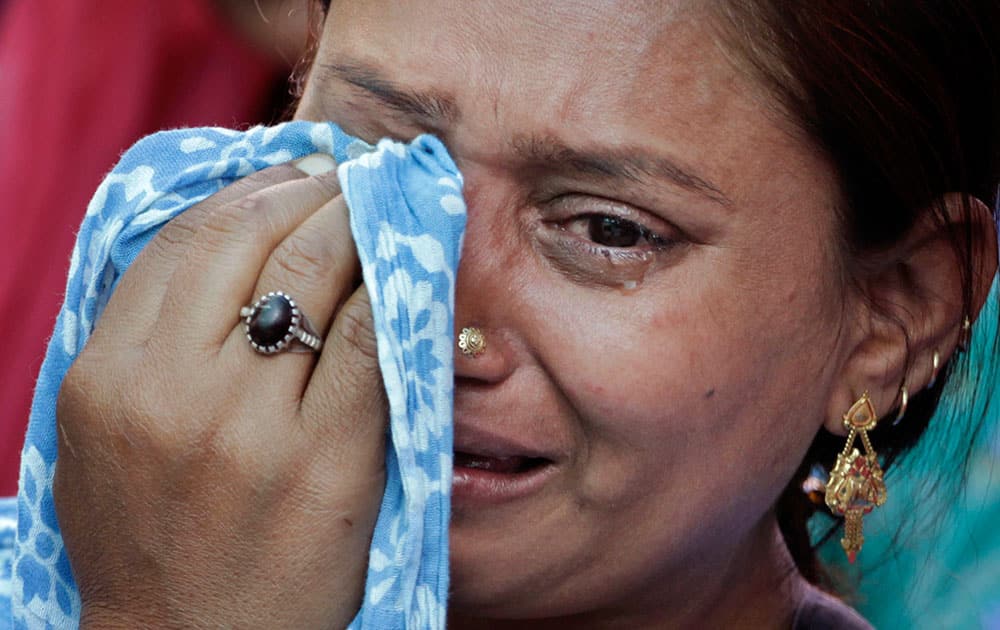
[927,350,941,389]
[892,386,908,426]
[958,315,972,352]
[458,327,486,357]
[824,392,888,563]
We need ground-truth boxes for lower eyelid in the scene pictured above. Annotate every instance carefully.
[533,222,675,287]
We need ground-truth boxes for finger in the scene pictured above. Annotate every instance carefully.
[300,286,388,460]
[96,162,311,348]
[223,195,361,396]
[152,168,342,351]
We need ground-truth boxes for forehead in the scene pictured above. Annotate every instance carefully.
[315,1,820,208]
[323,2,741,122]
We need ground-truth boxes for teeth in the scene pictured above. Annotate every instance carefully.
[455,453,538,474]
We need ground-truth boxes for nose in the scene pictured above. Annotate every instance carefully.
[453,321,515,384]
[453,275,516,385]
[452,177,517,385]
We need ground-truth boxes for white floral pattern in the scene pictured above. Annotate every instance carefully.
[7,122,465,629]
[1,497,16,627]
[341,136,463,629]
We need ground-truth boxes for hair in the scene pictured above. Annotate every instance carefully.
[287,0,331,104]
[309,0,1000,591]
[706,0,1000,588]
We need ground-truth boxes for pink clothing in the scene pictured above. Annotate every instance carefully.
[0,0,286,495]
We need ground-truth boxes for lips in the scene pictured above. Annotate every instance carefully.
[451,424,561,505]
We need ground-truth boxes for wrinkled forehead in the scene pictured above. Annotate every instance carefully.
[323,1,694,68]
[316,1,736,126]
[307,0,826,215]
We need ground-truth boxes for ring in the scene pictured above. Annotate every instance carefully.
[239,291,323,354]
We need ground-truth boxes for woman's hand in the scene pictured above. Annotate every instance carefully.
[53,158,387,629]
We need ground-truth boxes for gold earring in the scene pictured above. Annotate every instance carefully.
[824,392,888,564]
[927,350,941,389]
[892,386,908,426]
[458,327,486,357]
[958,315,972,352]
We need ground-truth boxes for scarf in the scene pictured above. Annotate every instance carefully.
[10,121,464,629]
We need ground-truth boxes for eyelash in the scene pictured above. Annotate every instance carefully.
[564,214,674,251]
[534,200,687,285]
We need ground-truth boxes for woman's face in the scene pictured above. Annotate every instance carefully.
[298,0,851,621]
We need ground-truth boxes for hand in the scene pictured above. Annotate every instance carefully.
[54,158,387,629]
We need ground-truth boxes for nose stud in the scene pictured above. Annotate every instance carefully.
[458,327,487,357]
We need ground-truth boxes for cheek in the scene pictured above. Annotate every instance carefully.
[534,237,845,517]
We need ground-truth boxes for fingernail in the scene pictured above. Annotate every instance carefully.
[292,153,337,176]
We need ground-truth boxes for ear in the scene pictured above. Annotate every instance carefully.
[824,194,998,434]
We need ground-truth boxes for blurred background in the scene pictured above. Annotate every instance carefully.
[0,2,997,628]
[0,0,313,496]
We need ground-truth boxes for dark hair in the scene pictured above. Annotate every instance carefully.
[709,1,1000,587]
[311,0,1000,590]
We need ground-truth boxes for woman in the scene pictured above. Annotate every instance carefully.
[42,1,1000,628]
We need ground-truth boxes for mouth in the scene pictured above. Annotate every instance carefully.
[450,420,565,505]
[451,450,557,505]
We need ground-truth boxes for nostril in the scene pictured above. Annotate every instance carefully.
[453,327,516,386]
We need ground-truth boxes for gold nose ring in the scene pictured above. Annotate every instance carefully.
[458,327,486,357]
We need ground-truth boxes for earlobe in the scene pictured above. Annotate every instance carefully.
[823,193,998,436]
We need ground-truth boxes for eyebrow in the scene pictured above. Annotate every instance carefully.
[322,62,459,124]
[511,134,732,207]
[322,61,731,207]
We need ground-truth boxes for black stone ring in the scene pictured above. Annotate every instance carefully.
[239,291,323,354]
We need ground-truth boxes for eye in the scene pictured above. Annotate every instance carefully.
[533,199,689,288]
[589,215,642,248]
[582,215,669,249]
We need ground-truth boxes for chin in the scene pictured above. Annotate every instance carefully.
[446,511,625,622]
[447,515,554,616]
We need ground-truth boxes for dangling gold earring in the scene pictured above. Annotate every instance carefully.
[824,392,888,563]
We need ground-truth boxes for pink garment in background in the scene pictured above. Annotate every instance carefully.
[0,0,287,495]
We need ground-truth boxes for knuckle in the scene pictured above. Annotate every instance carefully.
[331,296,379,363]
[57,347,143,450]
[245,162,306,187]
[58,341,124,419]
[150,211,201,252]
[306,171,342,198]
[187,164,304,219]
[194,195,273,251]
[58,342,211,456]
[270,226,333,287]
[210,164,306,205]
[57,357,102,433]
